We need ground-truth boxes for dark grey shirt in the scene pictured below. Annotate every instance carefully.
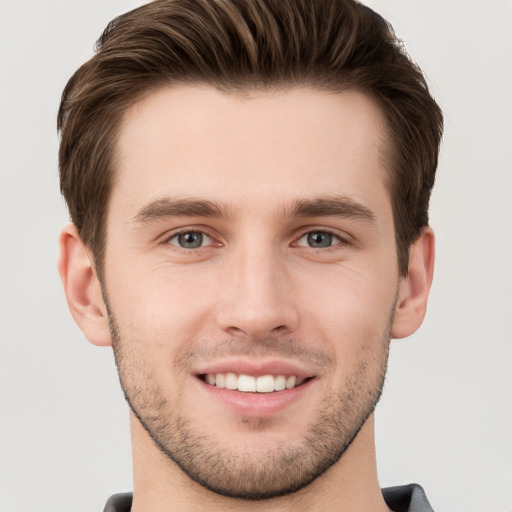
[103,483,434,511]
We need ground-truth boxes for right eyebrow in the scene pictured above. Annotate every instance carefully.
[132,197,234,224]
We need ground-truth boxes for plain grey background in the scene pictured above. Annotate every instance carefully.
[1,1,511,511]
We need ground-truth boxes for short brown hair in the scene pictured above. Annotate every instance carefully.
[58,0,443,277]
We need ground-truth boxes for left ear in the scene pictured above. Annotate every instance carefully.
[391,227,435,339]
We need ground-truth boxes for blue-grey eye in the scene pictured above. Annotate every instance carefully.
[307,232,333,248]
[297,231,339,248]
[169,231,209,248]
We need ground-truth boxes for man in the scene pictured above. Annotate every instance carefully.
[57,0,442,510]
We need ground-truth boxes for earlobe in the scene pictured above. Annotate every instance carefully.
[391,227,435,339]
[58,224,112,346]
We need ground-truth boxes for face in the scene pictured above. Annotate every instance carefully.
[103,86,400,498]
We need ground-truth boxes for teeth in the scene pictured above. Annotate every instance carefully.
[286,375,296,389]
[238,374,257,392]
[203,373,306,393]
[256,375,275,393]
[216,373,226,388]
[274,375,286,391]
[225,372,237,390]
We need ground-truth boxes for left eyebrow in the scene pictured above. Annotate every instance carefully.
[286,196,376,224]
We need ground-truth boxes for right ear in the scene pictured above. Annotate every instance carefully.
[58,224,112,346]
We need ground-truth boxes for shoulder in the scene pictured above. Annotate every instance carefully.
[102,492,133,512]
[382,483,434,512]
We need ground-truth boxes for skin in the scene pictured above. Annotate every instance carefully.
[59,86,434,512]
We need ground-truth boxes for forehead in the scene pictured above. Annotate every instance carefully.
[113,85,389,218]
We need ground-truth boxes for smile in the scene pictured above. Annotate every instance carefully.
[202,373,307,393]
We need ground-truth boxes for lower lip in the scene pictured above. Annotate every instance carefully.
[198,378,314,416]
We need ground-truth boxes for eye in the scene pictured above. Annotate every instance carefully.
[297,230,342,248]
[168,231,212,249]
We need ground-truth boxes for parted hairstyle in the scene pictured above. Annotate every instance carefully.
[58,0,443,278]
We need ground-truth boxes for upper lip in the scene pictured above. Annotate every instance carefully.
[194,358,315,379]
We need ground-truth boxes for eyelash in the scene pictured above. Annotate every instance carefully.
[294,228,350,249]
[164,227,350,251]
[165,229,216,249]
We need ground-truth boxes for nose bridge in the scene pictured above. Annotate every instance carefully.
[216,234,298,339]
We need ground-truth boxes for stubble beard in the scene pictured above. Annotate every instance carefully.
[107,304,393,500]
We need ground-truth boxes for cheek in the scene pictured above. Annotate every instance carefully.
[106,257,200,315]
[300,262,397,325]
[105,263,222,371]
[297,264,396,365]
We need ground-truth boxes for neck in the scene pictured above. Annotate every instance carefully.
[129,412,389,512]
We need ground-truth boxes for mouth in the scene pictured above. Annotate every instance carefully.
[199,373,310,393]
[195,363,316,416]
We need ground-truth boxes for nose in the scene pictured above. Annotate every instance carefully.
[215,243,299,340]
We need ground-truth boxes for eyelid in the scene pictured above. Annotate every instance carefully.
[167,231,212,248]
[159,225,352,249]
[294,227,352,247]
[162,226,221,248]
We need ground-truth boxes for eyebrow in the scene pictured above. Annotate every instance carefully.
[287,196,376,223]
[132,195,376,225]
[133,197,234,224]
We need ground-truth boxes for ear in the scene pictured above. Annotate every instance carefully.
[58,224,112,346]
[391,227,435,339]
